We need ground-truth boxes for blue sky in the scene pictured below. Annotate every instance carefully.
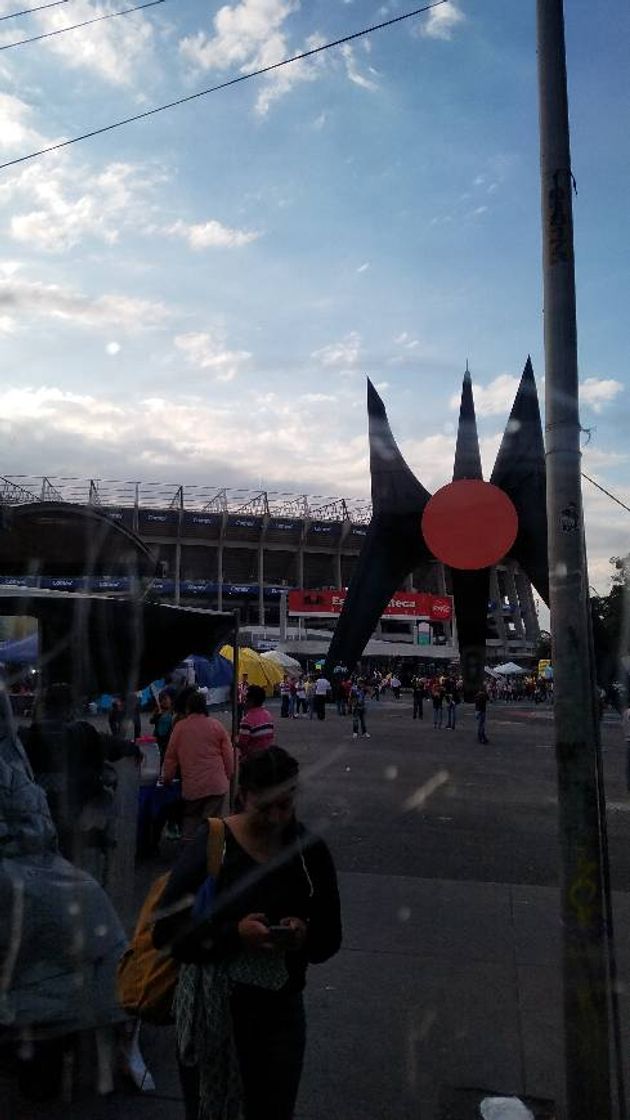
[0,0,628,588]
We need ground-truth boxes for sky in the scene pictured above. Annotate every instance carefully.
[0,0,628,591]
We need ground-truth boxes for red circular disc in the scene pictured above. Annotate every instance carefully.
[422,480,518,570]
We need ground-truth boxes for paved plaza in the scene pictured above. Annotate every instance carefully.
[9,697,630,1120]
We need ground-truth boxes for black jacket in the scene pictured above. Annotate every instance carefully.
[153,819,342,993]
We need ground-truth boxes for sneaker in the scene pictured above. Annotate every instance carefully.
[352,732,358,739]
[362,733,370,738]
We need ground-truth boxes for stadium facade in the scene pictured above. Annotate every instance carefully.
[0,476,540,662]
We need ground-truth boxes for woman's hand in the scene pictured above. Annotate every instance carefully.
[279,917,308,950]
[237,913,272,950]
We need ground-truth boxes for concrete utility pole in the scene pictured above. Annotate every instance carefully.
[536,3,618,1117]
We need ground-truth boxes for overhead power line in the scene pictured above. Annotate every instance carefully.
[0,0,447,171]
[582,472,630,516]
[1,0,76,21]
[0,0,166,51]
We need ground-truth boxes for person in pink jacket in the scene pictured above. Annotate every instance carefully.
[162,691,234,840]
[237,684,275,759]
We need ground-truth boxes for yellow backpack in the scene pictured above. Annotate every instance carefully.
[117,818,225,1024]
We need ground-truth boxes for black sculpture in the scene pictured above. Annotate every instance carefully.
[325,359,549,697]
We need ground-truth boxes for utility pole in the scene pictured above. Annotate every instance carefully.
[536,3,617,1117]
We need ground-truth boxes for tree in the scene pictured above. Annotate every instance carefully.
[590,556,630,705]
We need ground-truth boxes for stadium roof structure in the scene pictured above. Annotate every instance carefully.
[0,476,373,524]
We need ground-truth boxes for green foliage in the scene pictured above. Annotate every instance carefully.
[591,555,629,646]
[535,630,551,662]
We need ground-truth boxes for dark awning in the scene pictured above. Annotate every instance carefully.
[0,591,235,694]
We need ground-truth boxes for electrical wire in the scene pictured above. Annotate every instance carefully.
[582,472,630,516]
[0,0,166,51]
[0,0,74,21]
[0,0,447,171]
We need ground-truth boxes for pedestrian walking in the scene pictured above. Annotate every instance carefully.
[411,674,424,720]
[474,686,489,744]
[237,673,249,725]
[304,675,315,719]
[391,673,401,700]
[162,691,234,840]
[313,674,331,721]
[119,691,142,742]
[280,676,292,719]
[149,689,174,765]
[288,678,298,719]
[154,746,342,1120]
[445,679,459,730]
[295,677,307,717]
[431,682,444,729]
[350,679,370,739]
[237,685,275,758]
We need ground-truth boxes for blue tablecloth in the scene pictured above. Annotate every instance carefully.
[137,780,182,856]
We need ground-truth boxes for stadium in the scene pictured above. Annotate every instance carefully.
[0,474,540,664]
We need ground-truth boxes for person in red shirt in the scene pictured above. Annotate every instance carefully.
[237,685,275,759]
[162,691,234,840]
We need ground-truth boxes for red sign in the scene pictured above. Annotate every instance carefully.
[288,589,452,622]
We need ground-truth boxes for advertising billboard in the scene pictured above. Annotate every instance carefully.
[288,589,452,622]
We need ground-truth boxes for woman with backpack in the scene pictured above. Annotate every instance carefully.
[153,747,342,1120]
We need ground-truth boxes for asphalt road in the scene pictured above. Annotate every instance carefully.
[276,697,630,889]
[8,697,629,1120]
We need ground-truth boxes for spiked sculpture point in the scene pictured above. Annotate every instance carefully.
[325,361,549,698]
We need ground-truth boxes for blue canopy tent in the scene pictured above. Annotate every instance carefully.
[186,654,233,688]
[0,633,38,664]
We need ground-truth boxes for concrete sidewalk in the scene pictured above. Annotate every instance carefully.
[9,867,630,1120]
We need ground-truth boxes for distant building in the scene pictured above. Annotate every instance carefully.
[0,475,539,662]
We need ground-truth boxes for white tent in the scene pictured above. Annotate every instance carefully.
[260,650,302,676]
[493,661,528,676]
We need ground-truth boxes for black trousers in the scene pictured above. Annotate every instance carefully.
[179,989,306,1120]
[314,695,326,720]
[412,693,423,719]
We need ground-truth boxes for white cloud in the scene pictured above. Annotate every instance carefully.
[179,0,298,71]
[340,44,378,91]
[174,331,251,381]
[312,331,361,369]
[580,377,623,413]
[313,111,327,130]
[106,341,121,355]
[178,0,321,115]
[0,382,371,492]
[419,1,465,41]
[32,0,157,85]
[0,94,50,153]
[166,218,261,250]
[2,158,165,252]
[178,0,374,114]
[449,373,520,418]
[0,274,168,329]
[356,261,370,274]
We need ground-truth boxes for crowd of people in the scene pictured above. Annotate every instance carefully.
[6,674,342,1119]
[9,654,560,1116]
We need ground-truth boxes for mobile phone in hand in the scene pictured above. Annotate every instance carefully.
[266,924,296,947]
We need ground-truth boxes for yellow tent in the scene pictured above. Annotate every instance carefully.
[220,645,284,697]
